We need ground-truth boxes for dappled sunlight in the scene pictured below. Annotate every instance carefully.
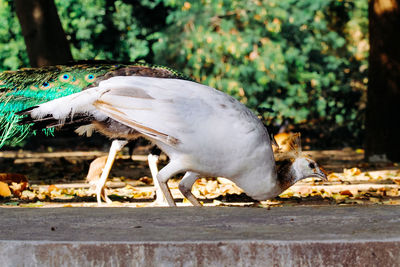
[374,0,398,15]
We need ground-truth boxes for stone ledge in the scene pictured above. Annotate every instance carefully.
[0,206,399,266]
[1,240,399,266]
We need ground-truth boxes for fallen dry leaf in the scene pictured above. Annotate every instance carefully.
[391,178,400,185]
[20,190,36,200]
[340,190,353,197]
[0,181,12,197]
[344,168,362,176]
[47,185,59,192]
[327,173,341,182]
[138,176,153,185]
[9,182,28,197]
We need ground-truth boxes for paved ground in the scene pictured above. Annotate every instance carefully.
[1,205,400,266]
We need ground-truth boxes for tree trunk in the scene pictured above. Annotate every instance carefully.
[366,0,400,162]
[14,0,73,67]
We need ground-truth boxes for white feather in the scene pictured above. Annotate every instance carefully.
[32,76,280,200]
[96,77,280,200]
[30,86,107,121]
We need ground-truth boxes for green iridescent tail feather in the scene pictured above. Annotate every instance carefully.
[0,62,191,148]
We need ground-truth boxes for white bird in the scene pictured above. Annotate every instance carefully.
[17,75,327,206]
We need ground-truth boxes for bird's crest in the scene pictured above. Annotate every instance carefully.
[274,132,302,161]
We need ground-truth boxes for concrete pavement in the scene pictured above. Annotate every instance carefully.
[0,205,399,266]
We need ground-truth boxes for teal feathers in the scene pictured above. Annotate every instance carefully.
[0,62,191,148]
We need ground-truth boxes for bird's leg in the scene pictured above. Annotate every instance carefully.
[101,187,112,203]
[147,153,167,205]
[96,139,128,206]
[156,161,185,207]
[178,172,201,206]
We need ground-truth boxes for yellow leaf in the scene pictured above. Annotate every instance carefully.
[327,173,341,181]
[340,190,353,197]
[356,148,364,154]
[344,168,362,176]
[0,181,11,197]
[391,178,400,185]
[279,189,294,198]
[47,184,59,192]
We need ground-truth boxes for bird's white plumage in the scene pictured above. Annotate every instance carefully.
[31,76,281,201]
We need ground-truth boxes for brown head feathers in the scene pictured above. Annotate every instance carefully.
[273,132,303,161]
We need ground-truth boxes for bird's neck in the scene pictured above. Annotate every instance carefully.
[233,154,282,201]
[276,159,296,191]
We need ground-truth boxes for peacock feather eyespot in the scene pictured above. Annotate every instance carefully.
[39,81,53,90]
[59,73,72,82]
[85,74,96,82]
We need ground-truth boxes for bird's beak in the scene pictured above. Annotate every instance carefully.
[315,167,328,181]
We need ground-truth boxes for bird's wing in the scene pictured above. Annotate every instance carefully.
[93,76,214,146]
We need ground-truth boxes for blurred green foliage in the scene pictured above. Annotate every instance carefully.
[0,0,29,70]
[155,0,368,147]
[0,0,368,147]
[55,0,169,62]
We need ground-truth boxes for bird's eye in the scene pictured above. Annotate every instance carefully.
[308,162,315,169]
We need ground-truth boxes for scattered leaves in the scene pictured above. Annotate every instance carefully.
[0,149,399,207]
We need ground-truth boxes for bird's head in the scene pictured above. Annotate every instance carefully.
[291,156,327,181]
[274,133,327,190]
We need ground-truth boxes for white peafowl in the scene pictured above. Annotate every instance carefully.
[0,62,327,206]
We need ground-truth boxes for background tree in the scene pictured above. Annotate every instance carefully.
[366,0,400,161]
[14,0,72,66]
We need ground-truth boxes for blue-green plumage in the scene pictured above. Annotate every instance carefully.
[0,62,191,147]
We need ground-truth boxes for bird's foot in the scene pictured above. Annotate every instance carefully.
[103,195,113,204]
[94,186,112,206]
[101,188,112,204]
